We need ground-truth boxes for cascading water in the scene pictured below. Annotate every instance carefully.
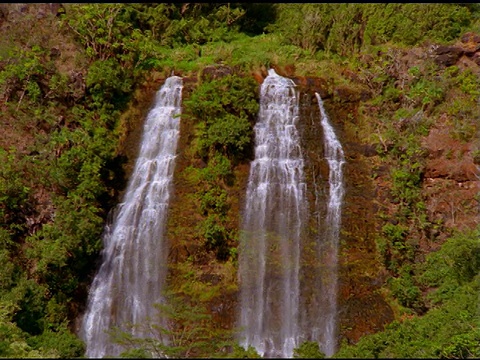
[237,69,308,358]
[314,92,345,357]
[79,76,183,358]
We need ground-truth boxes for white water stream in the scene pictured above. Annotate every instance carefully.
[237,69,308,358]
[79,76,183,358]
[315,92,346,357]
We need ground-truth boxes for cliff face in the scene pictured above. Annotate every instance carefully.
[1,3,478,352]
[155,39,480,345]
[297,91,394,343]
[274,37,479,342]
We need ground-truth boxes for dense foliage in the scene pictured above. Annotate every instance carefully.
[182,73,259,261]
[270,3,474,55]
[335,228,480,359]
[0,3,478,358]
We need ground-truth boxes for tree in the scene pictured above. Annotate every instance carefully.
[111,290,238,358]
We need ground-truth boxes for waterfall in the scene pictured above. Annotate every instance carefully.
[79,76,183,358]
[315,92,345,357]
[237,69,308,358]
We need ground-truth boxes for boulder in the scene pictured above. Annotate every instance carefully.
[461,32,480,44]
[433,45,464,67]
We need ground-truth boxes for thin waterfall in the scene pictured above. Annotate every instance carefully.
[79,76,183,358]
[315,92,345,357]
[237,69,308,358]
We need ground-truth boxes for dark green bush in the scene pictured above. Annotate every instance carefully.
[184,73,259,162]
[293,341,325,358]
[271,4,473,55]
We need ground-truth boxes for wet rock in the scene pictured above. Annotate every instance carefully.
[461,32,480,44]
[463,45,480,57]
[333,85,363,103]
[251,70,265,84]
[344,142,378,158]
[472,52,480,66]
[433,45,464,67]
[274,64,296,77]
[293,76,330,99]
[200,64,234,81]
[339,291,395,344]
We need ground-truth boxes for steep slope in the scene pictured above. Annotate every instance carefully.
[0,3,478,358]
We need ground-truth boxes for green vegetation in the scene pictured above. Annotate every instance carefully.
[0,2,479,358]
[111,291,237,358]
[181,73,259,261]
[270,3,473,56]
[293,341,325,358]
[184,73,259,163]
[335,228,480,359]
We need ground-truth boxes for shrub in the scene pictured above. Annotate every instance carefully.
[184,73,259,162]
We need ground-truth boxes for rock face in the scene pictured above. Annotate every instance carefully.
[432,31,480,68]
[233,54,479,344]
[140,68,397,346]
[111,35,480,350]
[421,121,479,239]
[433,45,465,67]
[297,72,478,342]
[295,79,395,344]
[0,4,477,353]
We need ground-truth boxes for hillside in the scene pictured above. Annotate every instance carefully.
[0,3,478,358]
